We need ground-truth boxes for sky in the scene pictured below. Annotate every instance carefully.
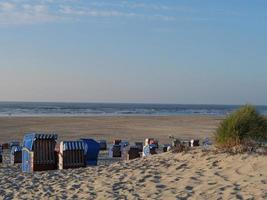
[0,0,266,105]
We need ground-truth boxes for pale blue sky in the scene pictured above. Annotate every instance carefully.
[0,0,266,105]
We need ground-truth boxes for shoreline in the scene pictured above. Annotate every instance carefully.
[1,102,266,118]
[0,114,226,118]
[0,114,225,117]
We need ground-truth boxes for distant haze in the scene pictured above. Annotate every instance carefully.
[0,0,266,105]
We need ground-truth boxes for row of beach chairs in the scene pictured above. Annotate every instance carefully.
[1,135,207,173]
[0,134,101,172]
[22,134,102,172]
[1,137,161,166]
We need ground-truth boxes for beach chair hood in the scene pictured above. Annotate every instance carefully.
[60,141,85,153]
[80,139,100,166]
[23,133,58,151]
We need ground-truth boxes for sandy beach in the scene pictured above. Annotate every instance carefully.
[0,116,266,199]
[0,116,222,143]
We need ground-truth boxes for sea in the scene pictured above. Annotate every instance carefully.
[0,102,266,117]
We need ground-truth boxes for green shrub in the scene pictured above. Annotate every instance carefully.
[215,105,267,148]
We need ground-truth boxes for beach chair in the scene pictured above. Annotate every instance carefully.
[145,138,153,146]
[0,145,2,163]
[190,139,200,147]
[0,151,2,163]
[150,144,157,154]
[121,145,130,160]
[128,146,141,160]
[162,144,171,152]
[181,140,191,147]
[58,141,86,170]
[98,140,107,151]
[143,144,157,157]
[202,138,212,150]
[112,145,122,157]
[2,143,9,150]
[81,139,100,166]
[11,146,22,164]
[54,143,60,168]
[145,138,159,148]
[108,145,113,158]
[120,140,129,147]
[114,140,122,145]
[135,142,143,153]
[150,139,159,148]
[9,141,20,150]
[22,133,58,172]
[171,139,181,147]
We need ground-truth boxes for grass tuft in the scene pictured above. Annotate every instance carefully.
[214,105,267,150]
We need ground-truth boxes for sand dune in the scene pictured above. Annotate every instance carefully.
[0,148,266,200]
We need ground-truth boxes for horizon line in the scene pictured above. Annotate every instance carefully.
[0,101,266,107]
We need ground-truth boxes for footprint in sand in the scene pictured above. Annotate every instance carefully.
[235,194,244,200]
[176,163,187,170]
[190,176,198,181]
[174,176,181,181]
[208,181,217,185]
[176,191,191,200]
[206,156,215,161]
[212,160,219,167]
[71,194,79,199]
[233,183,241,191]
[185,185,194,193]
[71,184,81,190]
[214,172,229,182]
[112,182,125,192]
[195,169,205,177]
[155,184,167,190]
[151,175,161,184]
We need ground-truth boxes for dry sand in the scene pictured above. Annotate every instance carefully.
[0,116,222,143]
[0,149,266,199]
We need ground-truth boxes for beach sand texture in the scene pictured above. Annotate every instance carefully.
[0,149,266,199]
[0,116,221,143]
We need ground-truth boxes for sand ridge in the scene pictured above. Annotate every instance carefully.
[0,149,266,199]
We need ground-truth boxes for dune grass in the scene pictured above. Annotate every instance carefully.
[215,105,267,149]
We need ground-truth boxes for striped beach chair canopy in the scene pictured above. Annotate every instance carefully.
[62,141,85,151]
[23,133,58,151]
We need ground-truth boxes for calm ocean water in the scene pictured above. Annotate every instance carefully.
[0,102,266,117]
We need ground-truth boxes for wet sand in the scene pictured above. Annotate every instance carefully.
[0,116,222,143]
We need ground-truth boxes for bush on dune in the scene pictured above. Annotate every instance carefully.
[215,105,267,150]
